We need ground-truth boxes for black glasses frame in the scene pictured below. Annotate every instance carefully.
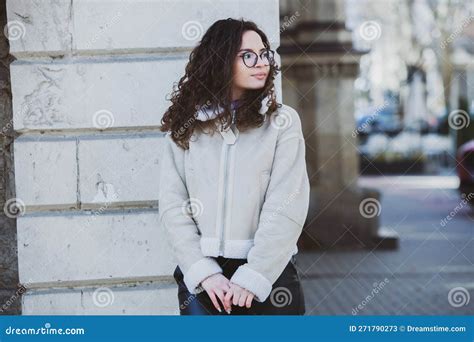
[238,49,275,68]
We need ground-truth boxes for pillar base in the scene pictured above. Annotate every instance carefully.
[298,185,399,250]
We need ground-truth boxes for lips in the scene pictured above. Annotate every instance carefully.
[251,73,267,80]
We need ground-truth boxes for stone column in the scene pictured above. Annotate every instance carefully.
[7,0,280,314]
[279,0,392,249]
[451,56,474,149]
[0,0,20,315]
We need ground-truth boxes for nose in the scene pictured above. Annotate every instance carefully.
[254,56,268,68]
[255,56,264,66]
[254,52,271,68]
[255,56,268,69]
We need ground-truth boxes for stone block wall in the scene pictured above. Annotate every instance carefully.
[6,0,280,314]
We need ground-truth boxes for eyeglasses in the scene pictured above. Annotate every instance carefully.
[238,49,275,68]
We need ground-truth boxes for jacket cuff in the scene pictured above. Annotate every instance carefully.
[183,257,223,294]
[230,264,273,302]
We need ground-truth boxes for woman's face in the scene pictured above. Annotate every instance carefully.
[232,30,270,100]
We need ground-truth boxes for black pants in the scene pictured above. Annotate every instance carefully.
[173,256,306,315]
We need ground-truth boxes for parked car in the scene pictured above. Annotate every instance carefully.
[456,139,474,206]
[355,105,402,137]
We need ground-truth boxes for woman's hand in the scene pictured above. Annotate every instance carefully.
[200,273,231,313]
[223,283,255,312]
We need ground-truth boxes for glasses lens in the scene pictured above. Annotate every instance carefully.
[262,50,275,64]
[243,52,257,67]
[240,50,275,67]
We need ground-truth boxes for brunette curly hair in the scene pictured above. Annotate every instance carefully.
[159,18,281,150]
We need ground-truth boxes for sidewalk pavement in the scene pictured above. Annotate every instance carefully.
[297,175,474,315]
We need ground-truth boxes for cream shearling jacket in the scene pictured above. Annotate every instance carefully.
[158,97,310,302]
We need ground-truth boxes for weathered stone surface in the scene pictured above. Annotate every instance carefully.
[16,210,173,284]
[22,283,179,315]
[14,137,78,208]
[11,60,185,131]
[78,135,164,205]
[8,0,279,56]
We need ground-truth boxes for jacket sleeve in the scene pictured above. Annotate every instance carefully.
[229,106,310,302]
[158,132,223,294]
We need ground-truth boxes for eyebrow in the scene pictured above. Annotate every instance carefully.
[238,48,267,53]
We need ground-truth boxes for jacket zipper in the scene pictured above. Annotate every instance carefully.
[218,110,237,256]
[219,146,229,256]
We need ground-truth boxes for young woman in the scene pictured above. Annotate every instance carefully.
[159,18,310,315]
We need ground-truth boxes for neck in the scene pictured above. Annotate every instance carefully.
[231,98,240,111]
[231,87,243,101]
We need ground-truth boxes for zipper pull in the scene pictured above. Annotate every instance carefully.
[221,130,237,144]
[217,109,238,144]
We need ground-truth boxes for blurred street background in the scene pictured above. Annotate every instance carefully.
[300,175,473,314]
[280,0,474,315]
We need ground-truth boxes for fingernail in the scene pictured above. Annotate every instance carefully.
[217,307,222,312]
[226,309,231,314]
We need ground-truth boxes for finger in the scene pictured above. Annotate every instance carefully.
[214,289,226,311]
[238,291,247,307]
[224,289,233,312]
[232,289,241,306]
[246,293,254,308]
[208,291,222,313]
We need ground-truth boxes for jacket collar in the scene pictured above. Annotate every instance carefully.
[194,94,273,145]
[194,94,273,122]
